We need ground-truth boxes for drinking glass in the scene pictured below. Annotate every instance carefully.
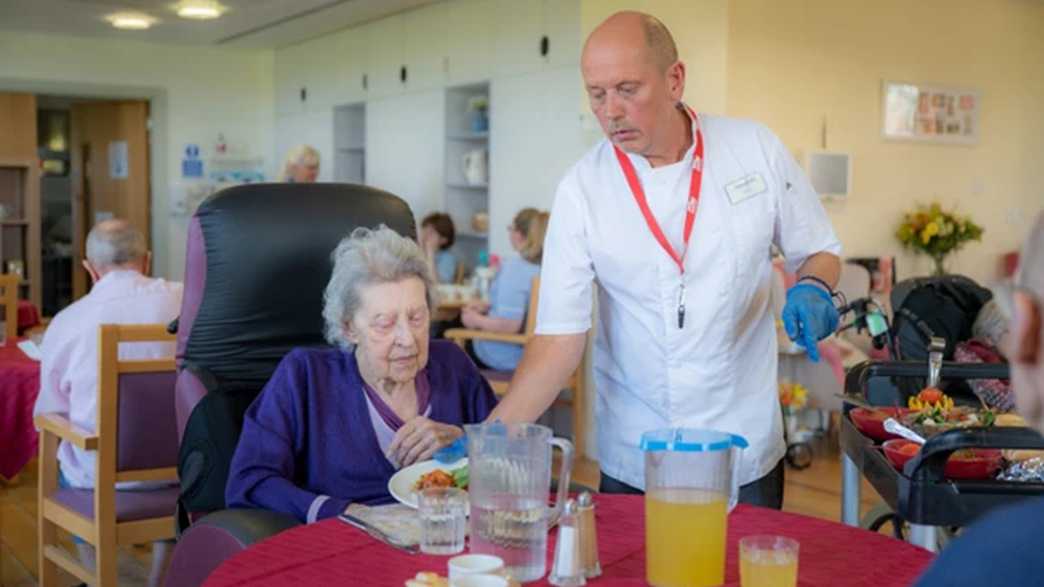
[419,487,468,555]
[739,535,799,587]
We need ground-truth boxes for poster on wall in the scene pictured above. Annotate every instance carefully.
[881,81,980,145]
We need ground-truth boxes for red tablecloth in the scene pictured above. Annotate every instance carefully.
[17,299,41,334]
[0,339,41,479]
[205,496,934,587]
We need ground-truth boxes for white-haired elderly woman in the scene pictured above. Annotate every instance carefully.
[226,226,497,524]
[278,144,320,183]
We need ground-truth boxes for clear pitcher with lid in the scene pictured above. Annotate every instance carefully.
[465,422,574,583]
[640,428,748,587]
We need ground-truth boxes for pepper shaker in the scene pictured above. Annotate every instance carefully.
[548,499,585,586]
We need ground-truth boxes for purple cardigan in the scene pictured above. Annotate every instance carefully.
[225,341,498,523]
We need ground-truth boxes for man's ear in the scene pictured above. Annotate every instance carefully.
[1012,291,1042,365]
[82,260,101,284]
[666,60,686,102]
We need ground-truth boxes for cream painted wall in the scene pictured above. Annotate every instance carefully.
[0,31,274,280]
[581,0,729,116]
[726,0,1044,284]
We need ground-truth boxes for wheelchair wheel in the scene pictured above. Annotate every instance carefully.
[861,503,905,541]
[785,442,813,470]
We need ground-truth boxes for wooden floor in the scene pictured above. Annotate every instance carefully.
[2,437,887,586]
[1,459,153,587]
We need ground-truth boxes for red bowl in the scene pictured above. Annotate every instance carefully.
[849,407,914,442]
[882,439,1003,480]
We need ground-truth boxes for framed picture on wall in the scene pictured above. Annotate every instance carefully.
[881,81,980,145]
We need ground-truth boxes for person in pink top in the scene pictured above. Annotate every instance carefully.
[33,219,182,587]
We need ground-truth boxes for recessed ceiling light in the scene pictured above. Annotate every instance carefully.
[176,0,226,20]
[106,12,156,30]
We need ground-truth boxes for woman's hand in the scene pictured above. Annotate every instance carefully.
[464,300,490,314]
[388,417,464,467]
[461,307,485,330]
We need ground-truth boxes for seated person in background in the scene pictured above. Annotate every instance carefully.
[226,226,497,523]
[915,212,1044,586]
[956,285,1015,410]
[278,144,320,183]
[420,212,458,284]
[33,219,183,587]
[462,208,548,371]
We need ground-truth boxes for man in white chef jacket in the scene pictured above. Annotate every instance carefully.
[487,11,842,508]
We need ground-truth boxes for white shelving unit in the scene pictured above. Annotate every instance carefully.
[444,83,490,274]
[334,103,366,184]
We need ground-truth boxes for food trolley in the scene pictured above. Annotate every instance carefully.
[839,360,1044,551]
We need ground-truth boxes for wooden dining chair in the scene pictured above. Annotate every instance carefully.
[444,277,592,467]
[35,324,180,586]
[0,273,20,341]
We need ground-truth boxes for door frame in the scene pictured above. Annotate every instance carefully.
[69,99,153,300]
[0,78,172,293]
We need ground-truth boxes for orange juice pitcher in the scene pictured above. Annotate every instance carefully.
[640,429,748,587]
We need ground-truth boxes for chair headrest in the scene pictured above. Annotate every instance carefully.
[176,182,416,394]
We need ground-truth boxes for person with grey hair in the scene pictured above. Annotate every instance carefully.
[33,218,182,587]
[915,212,1044,586]
[226,226,497,524]
[278,144,320,183]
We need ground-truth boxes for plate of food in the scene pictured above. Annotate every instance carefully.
[388,458,469,509]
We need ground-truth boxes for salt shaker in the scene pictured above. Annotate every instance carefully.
[576,492,601,578]
[548,499,585,586]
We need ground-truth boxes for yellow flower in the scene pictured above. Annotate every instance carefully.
[921,222,939,244]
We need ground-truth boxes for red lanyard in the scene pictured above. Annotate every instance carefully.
[612,105,704,328]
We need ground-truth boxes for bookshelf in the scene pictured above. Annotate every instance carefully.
[0,158,41,309]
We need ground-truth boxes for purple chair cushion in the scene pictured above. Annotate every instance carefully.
[52,486,179,522]
[117,371,179,472]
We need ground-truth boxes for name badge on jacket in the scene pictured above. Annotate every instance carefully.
[724,173,767,204]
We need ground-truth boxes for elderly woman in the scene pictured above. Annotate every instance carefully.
[278,144,320,183]
[225,226,497,523]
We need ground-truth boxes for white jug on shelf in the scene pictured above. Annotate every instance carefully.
[462,148,488,186]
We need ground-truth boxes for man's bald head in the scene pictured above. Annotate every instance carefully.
[86,218,146,270]
[584,11,679,72]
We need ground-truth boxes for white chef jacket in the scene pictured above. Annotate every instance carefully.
[33,270,183,489]
[537,112,841,488]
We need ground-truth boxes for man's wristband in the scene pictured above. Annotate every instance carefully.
[797,274,834,294]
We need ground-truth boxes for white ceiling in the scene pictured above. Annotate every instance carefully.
[0,0,439,49]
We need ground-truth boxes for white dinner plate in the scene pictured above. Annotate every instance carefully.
[387,457,468,509]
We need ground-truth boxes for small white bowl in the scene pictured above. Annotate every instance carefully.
[447,554,505,581]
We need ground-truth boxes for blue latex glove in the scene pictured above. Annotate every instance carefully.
[782,283,839,363]
[433,434,468,464]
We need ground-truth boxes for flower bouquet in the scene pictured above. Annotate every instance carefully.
[895,202,983,275]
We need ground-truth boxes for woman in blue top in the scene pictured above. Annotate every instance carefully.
[226,226,497,523]
[462,208,549,371]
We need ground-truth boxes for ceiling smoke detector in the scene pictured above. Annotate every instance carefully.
[106,12,156,30]
[175,0,226,20]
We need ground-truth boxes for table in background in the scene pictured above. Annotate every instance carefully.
[0,339,41,479]
[205,495,934,587]
[17,299,40,335]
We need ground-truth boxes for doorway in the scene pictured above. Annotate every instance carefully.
[37,95,151,314]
